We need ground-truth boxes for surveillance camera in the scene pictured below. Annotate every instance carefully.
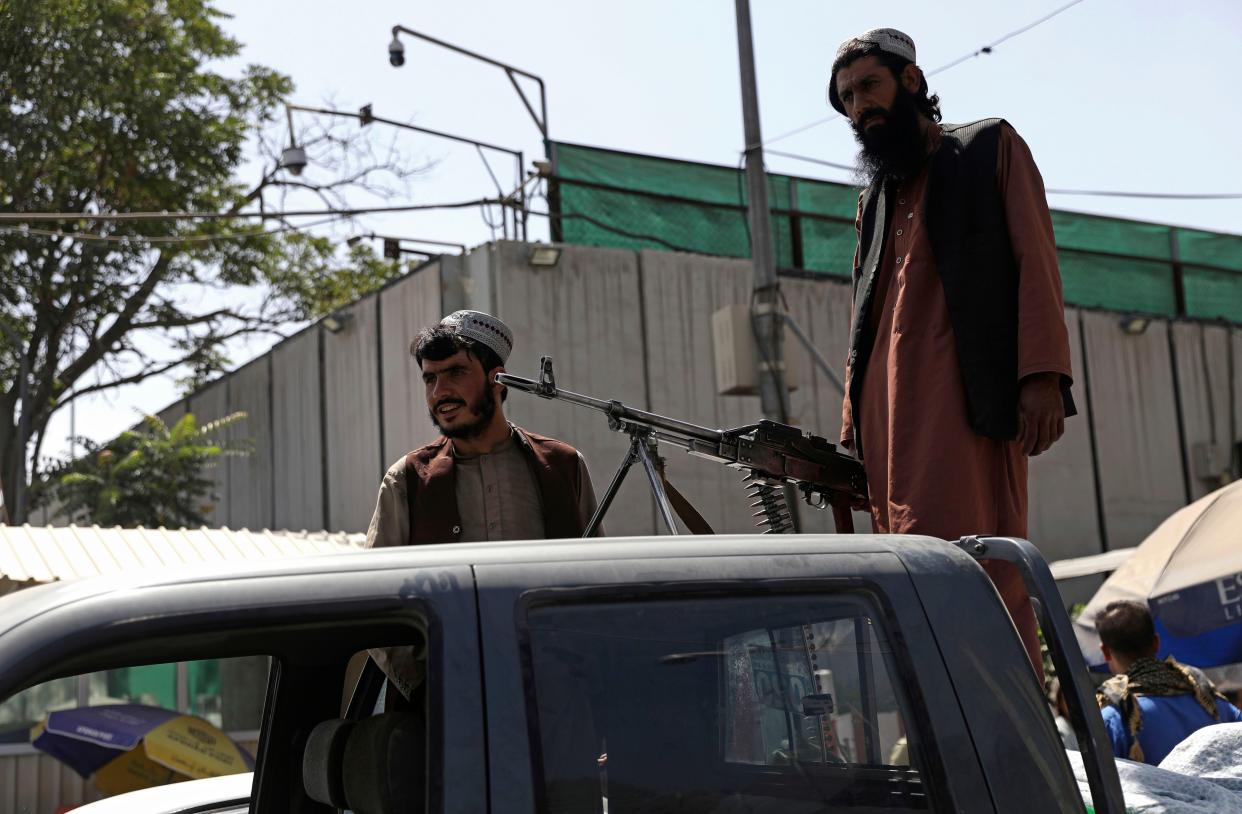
[388,36,405,67]
[280,146,308,176]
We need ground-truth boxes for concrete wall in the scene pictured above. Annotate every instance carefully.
[1027,309,1103,563]
[271,328,323,532]
[154,242,1242,557]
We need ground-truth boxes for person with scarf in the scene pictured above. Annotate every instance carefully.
[1095,600,1242,764]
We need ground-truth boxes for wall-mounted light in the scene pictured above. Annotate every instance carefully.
[528,245,561,267]
[323,311,354,334]
[1119,315,1150,335]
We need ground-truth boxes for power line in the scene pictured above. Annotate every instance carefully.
[0,216,348,246]
[1044,189,1242,200]
[763,0,1089,147]
[0,198,509,224]
[923,0,1087,75]
[765,150,856,173]
[764,150,1242,200]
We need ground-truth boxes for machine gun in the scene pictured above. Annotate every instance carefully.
[496,357,867,536]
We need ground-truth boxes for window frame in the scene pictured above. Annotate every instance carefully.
[514,579,950,813]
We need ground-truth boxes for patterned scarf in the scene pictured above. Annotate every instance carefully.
[1096,655,1224,762]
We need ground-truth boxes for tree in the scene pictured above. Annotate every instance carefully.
[34,412,249,528]
[0,0,423,521]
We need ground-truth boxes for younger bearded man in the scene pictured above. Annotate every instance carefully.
[366,309,601,550]
[830,29,1076,678]
[364,310,602,700]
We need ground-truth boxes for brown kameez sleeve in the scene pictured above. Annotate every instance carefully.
[996,124,1073,383]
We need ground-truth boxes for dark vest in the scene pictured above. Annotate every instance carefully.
[403,426,585,545]
[847,118,1075,459]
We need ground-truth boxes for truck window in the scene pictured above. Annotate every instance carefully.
[523,593,930,812]
[0,656,267,804]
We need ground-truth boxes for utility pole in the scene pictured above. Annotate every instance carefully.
[734,0,799,530]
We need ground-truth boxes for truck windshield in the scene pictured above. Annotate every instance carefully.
[523,593,930,812]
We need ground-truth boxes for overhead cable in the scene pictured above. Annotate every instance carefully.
[764,150,1242,200]
[763,0,1089,147]
[0,198,510,224]
[0,216,347,246]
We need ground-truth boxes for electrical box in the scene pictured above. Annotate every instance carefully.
[712,305,803,396]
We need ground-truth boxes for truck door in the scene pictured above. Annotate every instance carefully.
[0,553,485,814]
[476,550,997,814]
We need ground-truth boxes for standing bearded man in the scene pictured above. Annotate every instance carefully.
[830,29,1076,678]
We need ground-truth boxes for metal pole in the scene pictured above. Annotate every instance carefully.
[734,0,799,531]
[734,0,784,420]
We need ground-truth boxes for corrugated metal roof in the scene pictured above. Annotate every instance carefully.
[0,525,364,595]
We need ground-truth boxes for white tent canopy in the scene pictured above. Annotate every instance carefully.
[1074,480,1242,669]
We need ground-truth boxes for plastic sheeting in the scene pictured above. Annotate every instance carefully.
[187,378,230,528]
[379,264,443,468]
[1081,312,1187,550]
[226,357,273,530]
[270,328,323,532]
[490,242,654,536]
[1068,724,1242,812]
[1029,308,1104,562]
[322,296,382,534]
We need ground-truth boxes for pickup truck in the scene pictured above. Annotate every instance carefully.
[0,534,1125,813]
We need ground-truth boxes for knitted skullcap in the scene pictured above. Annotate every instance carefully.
[441,310,513,364]
[827,28,918,113]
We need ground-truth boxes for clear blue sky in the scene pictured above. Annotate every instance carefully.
[47,0,1242,456]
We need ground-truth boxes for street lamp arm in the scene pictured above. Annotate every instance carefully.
[359,233,468,253]
[390,24,548,139]
[284,103,522,161]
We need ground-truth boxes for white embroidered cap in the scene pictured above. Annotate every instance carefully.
[441,310,514,364]
[828,28,918,113]
[837,27,916,65]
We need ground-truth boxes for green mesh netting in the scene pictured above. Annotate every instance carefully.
[1184,267,1242,321]
[1049,210,1171,261]
[799,217,855,277]
[550,142,1242,320]
[1178,228,1242,273]
[1057,252,1177,316]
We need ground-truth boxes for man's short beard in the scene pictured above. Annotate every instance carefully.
[852,85,927,186]
[430,389,498,439]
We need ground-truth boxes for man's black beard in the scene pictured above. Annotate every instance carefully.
[430,389,498,439]
[852,86,927,186]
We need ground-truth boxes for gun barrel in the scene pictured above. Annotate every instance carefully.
[496,371,723,444]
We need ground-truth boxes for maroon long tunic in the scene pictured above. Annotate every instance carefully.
[840,123,1072,674]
